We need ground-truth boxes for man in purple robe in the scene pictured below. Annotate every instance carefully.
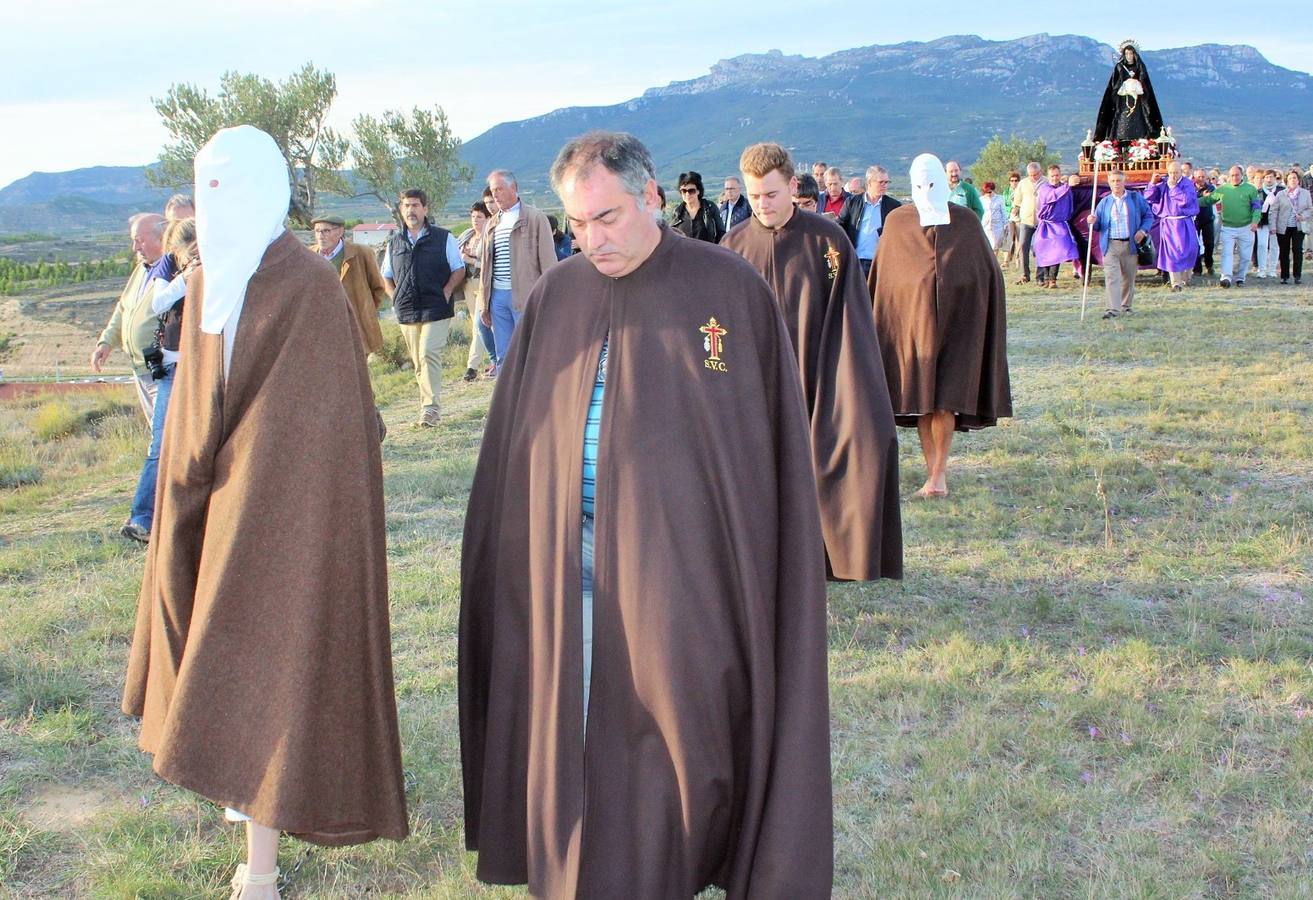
[1034,165,1081,289]
[1143,161,1200,292]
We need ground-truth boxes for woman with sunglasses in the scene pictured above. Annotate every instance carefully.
[670,171,727,243]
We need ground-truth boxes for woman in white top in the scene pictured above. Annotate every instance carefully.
[979,181,1007,252]
[1275,170,1311,284]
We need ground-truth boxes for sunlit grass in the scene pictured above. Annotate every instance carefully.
[1,276,1310,896]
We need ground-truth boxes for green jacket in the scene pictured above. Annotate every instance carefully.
[949,181,985,219]
[1198,182,1261,229]
[97,264,158,372]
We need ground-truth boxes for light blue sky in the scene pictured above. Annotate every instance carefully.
[1,0,1307,189]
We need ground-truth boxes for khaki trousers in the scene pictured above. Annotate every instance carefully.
[1104,239,1138,311]
[464,285,487,370]
[400,318,450,419]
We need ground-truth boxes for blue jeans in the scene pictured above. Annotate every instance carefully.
[128,365,174,531]
[490,288,520,369]
[477,318,497,365]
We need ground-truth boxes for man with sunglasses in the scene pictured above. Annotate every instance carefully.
[1001,171,1021,267]
[838,165,901,278]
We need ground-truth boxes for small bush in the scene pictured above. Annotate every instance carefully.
[30,400,85,441]
[374,322,412,372]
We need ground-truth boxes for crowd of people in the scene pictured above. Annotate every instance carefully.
[989,159,1313,296]
[86,119,1307,897]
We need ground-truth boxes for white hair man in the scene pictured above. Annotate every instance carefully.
[478,169,557,369]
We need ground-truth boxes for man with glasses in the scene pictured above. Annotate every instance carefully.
[793,173,821,212]
[313,214,388,356]
[838,165,901,278]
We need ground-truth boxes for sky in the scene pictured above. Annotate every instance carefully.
[2,0,1309,190]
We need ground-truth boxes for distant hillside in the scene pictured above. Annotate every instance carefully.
[4,33,1310,235]
[460,33,1313,191]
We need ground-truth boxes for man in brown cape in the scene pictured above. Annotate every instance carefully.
[121,126,407,899]
[722,141,902,581]
[460,131,833,899]
[868,153,1012,498]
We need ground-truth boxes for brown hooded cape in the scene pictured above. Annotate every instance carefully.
[868,203,1012,431]
[121,230,408,846]
[722,209,902,582]
[460,226,833,898]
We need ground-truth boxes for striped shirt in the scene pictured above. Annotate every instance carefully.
[581,339,608,518]
[491,203,520,290]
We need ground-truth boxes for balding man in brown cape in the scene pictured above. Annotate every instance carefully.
[460,131,832,898]
[121,126,406,900]
[723,141,902,581]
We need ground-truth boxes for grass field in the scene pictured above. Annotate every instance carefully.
[1,272,1311,898]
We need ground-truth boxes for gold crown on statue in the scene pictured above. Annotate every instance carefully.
[1117,38,1141,55]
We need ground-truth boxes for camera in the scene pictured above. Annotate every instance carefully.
[143,344,168,381]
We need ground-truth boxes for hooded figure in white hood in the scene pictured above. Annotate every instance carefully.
[867,152,1013,499]
[122,126,407,900]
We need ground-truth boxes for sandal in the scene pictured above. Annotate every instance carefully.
[230,864,280,900]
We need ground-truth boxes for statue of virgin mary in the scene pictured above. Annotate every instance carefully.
[1093,39,1164,143]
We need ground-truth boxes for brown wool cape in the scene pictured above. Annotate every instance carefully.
[121,231,408,846]
[868,203,1013,431]
[460,226,833,898]
[722,209,903,582]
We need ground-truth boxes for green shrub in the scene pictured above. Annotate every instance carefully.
[374,322,411,372]
[30,400,84,441]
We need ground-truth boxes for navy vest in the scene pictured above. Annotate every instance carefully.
[389,225,454,325]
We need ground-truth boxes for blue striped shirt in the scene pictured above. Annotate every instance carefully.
[581,339,607,517]
[1109,194,1130,239]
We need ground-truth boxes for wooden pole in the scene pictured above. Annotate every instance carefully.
[1080,158,1101,322]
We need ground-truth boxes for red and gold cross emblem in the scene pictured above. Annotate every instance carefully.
[700,317,728,362]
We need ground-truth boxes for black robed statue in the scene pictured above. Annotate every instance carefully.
[1093,39,1164,142]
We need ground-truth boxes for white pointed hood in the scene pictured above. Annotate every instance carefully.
[194,125,289,335]
[910,153,951,227]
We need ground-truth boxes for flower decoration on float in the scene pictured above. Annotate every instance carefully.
[1127,138,1155,162]
[1093,141,1119,163]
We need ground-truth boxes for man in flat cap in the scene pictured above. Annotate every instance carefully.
[313,215,389,356]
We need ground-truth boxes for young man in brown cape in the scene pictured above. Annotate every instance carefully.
[121,126,407,900]
[459,130,833,899]
[722,141,902,581]
[868,153,1012,498]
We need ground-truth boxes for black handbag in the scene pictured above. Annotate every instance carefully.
[1135,234,1155,266]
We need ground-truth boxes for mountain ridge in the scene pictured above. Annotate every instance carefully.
[4,33,1310,234]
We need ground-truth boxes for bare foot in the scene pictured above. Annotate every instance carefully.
[913,484,948,499]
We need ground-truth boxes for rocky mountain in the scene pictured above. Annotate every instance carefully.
[460,33,1312,191]
[3,33,1309,235]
